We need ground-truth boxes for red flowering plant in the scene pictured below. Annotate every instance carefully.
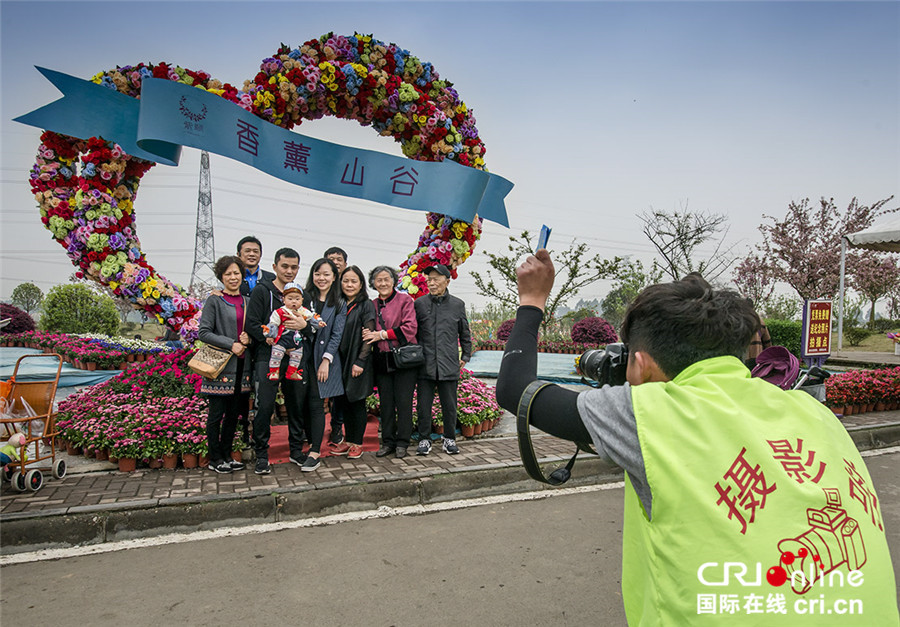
[0,304,35,334]
[496,319,516,341]
[370,370,502,432]
[571,317,618,345]
[56,350,207,464]
[4,330,171,364]
[825,366,900,408]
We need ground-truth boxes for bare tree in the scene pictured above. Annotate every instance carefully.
[639,204,737,281]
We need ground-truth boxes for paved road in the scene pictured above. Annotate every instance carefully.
[2,450,899,626]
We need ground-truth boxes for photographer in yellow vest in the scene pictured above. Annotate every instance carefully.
[496,249,898,626]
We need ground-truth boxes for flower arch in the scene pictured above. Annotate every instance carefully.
[29,32,490,337]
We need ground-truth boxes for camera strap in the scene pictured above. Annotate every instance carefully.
[517,380,596,486]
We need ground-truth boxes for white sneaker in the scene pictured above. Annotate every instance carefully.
[442,438,459,455]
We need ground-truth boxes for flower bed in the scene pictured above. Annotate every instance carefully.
[55,350,211,470]
[825,366,900,415]
[55,356,505,473]
[1,330,172,369]
[476,339,601,354]
[367,369,503,438]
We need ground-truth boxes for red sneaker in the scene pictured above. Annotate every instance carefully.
[330,441,351,456]
[347,444,364,459]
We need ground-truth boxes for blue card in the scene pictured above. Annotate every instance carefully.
[537,224,551,250]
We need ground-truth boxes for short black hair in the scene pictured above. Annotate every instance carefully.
[620,274,760,379]
[273,247,300,264]
[213,255,244,281]
[340,265,369,302]
[237,236,262,255]
[324,246,348,262]
[368,265,398,289]
[305,258,341,307]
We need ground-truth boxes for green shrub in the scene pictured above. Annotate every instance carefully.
[765,319,802,358]
[844,326,872,347]
[40,283,119,336]
[870,318,900,333]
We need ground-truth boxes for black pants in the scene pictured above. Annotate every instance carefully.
[253,357,307,460]
[416,378,459,440]
[330,400,345,439]
[335,395,367,446]
[300,375,327,455]
[375,368,417,448]
[207,392,250,463]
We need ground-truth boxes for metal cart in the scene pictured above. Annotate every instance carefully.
[1,353,65,492]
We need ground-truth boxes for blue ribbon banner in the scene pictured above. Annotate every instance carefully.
[15,67,512,226]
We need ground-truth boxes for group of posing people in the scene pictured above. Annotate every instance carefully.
[197,236,472,475]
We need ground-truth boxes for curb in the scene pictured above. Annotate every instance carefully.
[4,422,899,555]
[0,454,624,555]
[845,421,900,450]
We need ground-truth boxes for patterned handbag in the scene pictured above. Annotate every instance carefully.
[187,344,232,379]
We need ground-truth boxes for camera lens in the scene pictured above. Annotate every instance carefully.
[577,343,628,387]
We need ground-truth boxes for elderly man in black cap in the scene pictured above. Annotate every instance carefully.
[414,264,472,455]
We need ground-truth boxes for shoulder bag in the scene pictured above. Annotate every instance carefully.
[188,343,232,378]
[376,299,424,369]
[188,296,245,378]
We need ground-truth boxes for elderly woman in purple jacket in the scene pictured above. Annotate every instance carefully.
[362,265,418,459]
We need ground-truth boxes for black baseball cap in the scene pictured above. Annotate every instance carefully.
[424,264,451,278]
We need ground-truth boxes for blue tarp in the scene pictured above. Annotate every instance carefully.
[0,347,120,387]
[467,349,590,385]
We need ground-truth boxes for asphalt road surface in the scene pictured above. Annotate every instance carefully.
[2,448,899,626]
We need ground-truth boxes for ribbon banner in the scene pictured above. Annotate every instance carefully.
[15,67,512,226]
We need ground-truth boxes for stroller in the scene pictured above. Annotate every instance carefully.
[751,346,830,400]
[1,353,66,492]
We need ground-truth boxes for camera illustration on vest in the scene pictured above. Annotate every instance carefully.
[776,487,866,594]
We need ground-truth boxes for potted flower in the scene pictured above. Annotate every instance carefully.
[110,436,142,472]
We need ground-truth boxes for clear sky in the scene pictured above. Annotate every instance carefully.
[1,0,898,308]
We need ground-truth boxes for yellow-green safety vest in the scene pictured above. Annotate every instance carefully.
[623,356,899,625]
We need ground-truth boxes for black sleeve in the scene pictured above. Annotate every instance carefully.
[245,285,270,345]
[458,300,472,362]
[495,306,592,443]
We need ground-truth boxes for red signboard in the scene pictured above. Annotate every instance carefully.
[802,299,832,357]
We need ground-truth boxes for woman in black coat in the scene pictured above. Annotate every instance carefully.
[331,265,376,459]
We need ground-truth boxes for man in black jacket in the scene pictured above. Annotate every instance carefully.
[414,265,472,455]
[245,247,310,474]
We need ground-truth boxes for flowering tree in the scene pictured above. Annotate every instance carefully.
[851,254,900,326]
[751,196,896,300]
[471,230,623,330]
[732,254,776,310]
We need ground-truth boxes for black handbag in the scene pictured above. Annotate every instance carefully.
[392,343,425,369]
[376,298,424,369]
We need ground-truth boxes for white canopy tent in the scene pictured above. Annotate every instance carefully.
[837,215,900,350]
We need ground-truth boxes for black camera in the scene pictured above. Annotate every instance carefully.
[576,343,629,387]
